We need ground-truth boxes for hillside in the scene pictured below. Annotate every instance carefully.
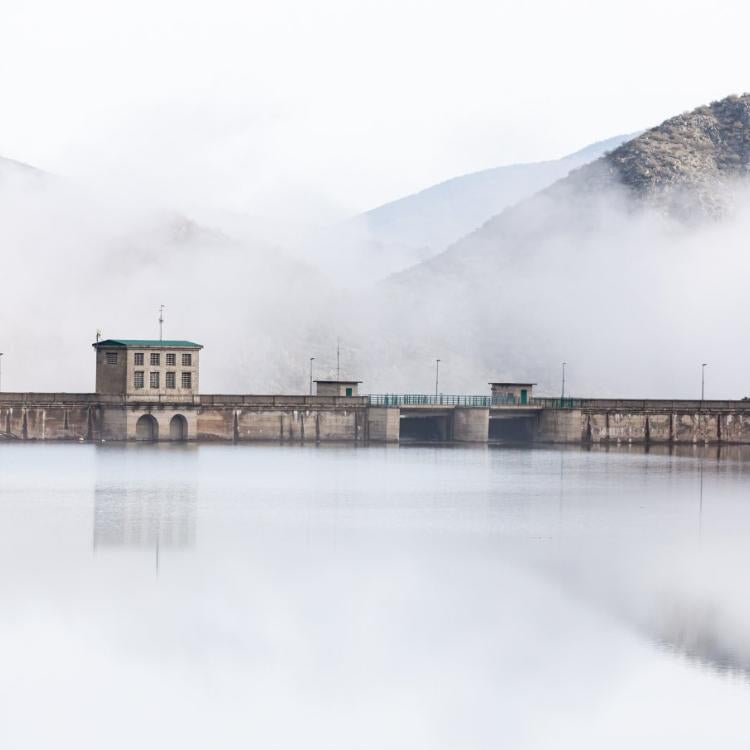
[399,94,750,278]
[591,94,750,217]
[351,94,750,397]
[304,134,632,280]
[0,154,332,394]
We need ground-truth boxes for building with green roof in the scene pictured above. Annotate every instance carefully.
[93,338,203,404]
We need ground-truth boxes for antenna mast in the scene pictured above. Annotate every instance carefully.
[159,305,164,341]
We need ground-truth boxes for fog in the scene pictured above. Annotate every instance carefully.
[2,151,750,398]
[4,1,750,397]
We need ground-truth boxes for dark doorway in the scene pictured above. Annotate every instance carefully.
[489,417,535,443]
[399,415,451,442]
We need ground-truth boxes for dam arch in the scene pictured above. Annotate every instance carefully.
[170,414,188,441]
[135,414,159,441]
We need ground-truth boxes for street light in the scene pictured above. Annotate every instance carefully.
[0,353,3,392]
[561,361,567,403]
[435,359,441,397]
[309,357,315,396]
[701,363,708,401]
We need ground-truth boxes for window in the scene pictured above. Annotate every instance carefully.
[134,352,144,366]
[182,353,192,366]
[166,372,176,389]
[150,352,160,366]
[106,351,118,365]
[181,372,192,389]
[134,371,144,389]
[166,353,176,366]
[150,371,160,389]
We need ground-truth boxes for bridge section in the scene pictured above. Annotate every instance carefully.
[367,394,542,443]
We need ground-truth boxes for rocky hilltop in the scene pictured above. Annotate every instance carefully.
[393,93,750,280]
[584,93,750,218]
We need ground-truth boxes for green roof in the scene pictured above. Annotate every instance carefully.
[93,339,202,349]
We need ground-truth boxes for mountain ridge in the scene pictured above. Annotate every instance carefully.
[393,93,750,281]
[305,134,634,281]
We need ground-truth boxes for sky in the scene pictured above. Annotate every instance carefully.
[2,0,749,224]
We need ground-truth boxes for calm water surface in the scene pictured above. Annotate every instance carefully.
[1,443,750,748]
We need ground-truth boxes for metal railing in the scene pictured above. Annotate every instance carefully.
[531,397,581,409]
[368,394,533,407]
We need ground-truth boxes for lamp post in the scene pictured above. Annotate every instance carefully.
[309,357,315,396]
[0,352,3,392]
[701,363,707,401]
[435,359,441,397]
[561,361,567,404]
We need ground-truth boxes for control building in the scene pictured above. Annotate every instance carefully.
[489,382,536,405]
[93,339,202,402]
[314,380,362,397]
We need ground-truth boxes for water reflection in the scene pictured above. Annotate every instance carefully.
[93,484,197,549]
[538,445,750,680]
[93,446,197,556]
[4,442,750,748]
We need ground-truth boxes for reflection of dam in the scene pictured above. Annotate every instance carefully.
[93,482,196,549]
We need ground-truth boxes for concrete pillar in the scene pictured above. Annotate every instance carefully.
[367,407,400,442]
[537,409,584,443]
[453,408,489,442]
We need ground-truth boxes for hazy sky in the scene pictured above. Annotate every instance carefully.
[2,0,749,221]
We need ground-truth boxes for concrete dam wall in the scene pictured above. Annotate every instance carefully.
[538,400,750,445]
[0,394,371,443]
[2,394,750,445]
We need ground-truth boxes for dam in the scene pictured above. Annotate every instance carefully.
[3,392,750,445]
[1,338,749,445]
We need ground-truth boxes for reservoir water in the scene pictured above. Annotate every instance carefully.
[1,442,749,748]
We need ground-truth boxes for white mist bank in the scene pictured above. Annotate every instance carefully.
[2,158,750,398]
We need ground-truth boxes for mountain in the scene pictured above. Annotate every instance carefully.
[395,94,750,278]
[0,156,46,175]
[584,94,750,218]
[6,95,750,398]
[347,94,750,398]
[305,134,633,281]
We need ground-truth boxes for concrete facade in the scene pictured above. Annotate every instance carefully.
[490,382,536,403]
[93,339,202,402]
[3,396,750,445]
[315,380,362,397]
[537,409,585,443]
[367,407,400,442]
[453,408,490,442]
[0,394,369,443]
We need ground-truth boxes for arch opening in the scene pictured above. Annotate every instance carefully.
[489,416,535,443]
[170,414,188,441]
[399,415,451,442]
[135,414,159,442]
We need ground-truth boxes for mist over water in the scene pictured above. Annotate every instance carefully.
[1,443,750,748]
